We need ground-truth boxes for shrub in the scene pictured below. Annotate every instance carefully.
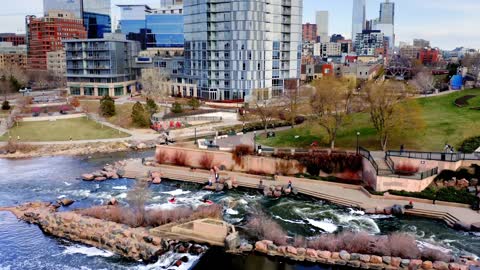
[292,235,306,248]
[145,98,158,115]
[171,102,183,114]
[420,248,452,262]
[70,97,80,108]
[387,233,420,258]
[294,152,362,176]
[389,187,477,206]
[187,98,201,110]
[100,95,115,117]
[459,136,480,153]
[131,101,150,127]
[155,150,169,164]
[199,153,214,170]
[246,213,288,246]
[2,100,11,110]
[276,159,292,176]
[395,162,419,176]
[173,151,189,166]
[1,139,38,154]
[232,144,253,166]
[80,204,222,228]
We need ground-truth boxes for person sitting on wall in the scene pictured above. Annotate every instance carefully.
[287,180,293,189]
[405,201,414,209]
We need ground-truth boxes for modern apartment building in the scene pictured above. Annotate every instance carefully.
[419,48,440,66]
[26,11,87,70]
[320,42,342,58]
[375,0,395,51]
[399,45,420,59]
[302,23,317,42]
[316,11,329,43]
[47,50,66,76]
[43,0,112,39]
[0,33,26,46]
[352,0,366,45]
[379,0,394,24]
[0,42,27,69]
[355,30,385,56]
[118,4,184,50]
[413,39,430,48]
[183,0,303,101]
[64,33,140,97]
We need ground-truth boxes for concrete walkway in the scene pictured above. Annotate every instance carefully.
[123,159,480,229]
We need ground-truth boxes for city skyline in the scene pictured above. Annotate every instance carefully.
[0,0,479,50]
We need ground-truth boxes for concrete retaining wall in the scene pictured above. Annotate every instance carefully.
[21,113,86,122]
[375,175,436,193]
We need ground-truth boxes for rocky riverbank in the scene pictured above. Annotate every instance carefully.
[242,240,480,270]
[0,140,158,159]
[4,202,207,265]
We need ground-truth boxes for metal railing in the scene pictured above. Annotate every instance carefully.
[387,150,480,162]
[385,154,395,172]
[359,147,379,174]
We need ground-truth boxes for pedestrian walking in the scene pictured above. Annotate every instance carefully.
[400,144,405,154]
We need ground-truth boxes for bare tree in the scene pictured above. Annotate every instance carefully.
[412,70,435,94]
[250,88,280,133]
[365,81,422,151]
[140,68,170,100]
[310,77,355,150]
[281,79,303,128]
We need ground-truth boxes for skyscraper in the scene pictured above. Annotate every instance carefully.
[379,0,395,24]
[43,0,111,38]
[376,0,395,51]
[316,11,329,43]
[352,0,366,45]
[184,0,303,101]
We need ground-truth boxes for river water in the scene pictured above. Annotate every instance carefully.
[0,152,479,270]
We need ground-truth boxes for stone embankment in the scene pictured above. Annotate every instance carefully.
[241,240,480,270]
[5,202,206,265]
[82,160,127,181]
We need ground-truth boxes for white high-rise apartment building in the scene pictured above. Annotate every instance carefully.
[352,0,366,45]
[316,11,329,43]
[184,0,303,101]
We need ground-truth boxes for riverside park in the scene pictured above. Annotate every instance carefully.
[1,90,480,270]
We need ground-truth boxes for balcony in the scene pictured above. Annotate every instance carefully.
[85,46,108,51]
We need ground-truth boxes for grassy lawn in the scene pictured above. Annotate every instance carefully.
[258,89,480,151]
[0,117,130,142]
[81,100,136,129]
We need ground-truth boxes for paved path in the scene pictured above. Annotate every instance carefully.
[123,159,480,229]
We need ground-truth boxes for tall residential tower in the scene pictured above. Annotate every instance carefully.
[183,0,303,101]
[376,0,395,51]
[351,0,366,45]
[316,11,329,43]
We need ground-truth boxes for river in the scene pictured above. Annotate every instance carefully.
[0,152,479,270]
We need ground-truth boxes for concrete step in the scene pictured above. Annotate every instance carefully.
[404,208,459,226]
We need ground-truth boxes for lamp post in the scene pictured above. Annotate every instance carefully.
[194,127,197,145]
[356,131,360,154]
[253,131,257,153]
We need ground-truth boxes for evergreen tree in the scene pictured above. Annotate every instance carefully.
[145,98,158,115]
[187,98,201,110]
[131,101,150,127]
[171,102,183,114]
[100,95,116,117]
[1,100,10,110]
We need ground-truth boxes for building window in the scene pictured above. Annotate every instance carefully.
[98,87,109,97]
[114,87,124,96]
[70,87,80,95]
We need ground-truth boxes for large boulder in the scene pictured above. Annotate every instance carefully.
[152,177,162,184]
[286,246,297,255]
[317,250,332,259]
[81,174,95,181]
[339,250,351,261]
[59,199,75,207]
[470,178,478,186]
[422,261,433,269]
[95,177,107,181]
[457,179,470,189]
[306,248,317,258]
[409,259,423,269]
[224,180,233,190]
[273,191,282,198]
[108,198,118,206]
[392,204,405,215]
[359,254,371,263]
[370,255,382,264]
[255,241,268,253]
[391,257,402,267]
[239,243,253,252]
[433,261,449,270]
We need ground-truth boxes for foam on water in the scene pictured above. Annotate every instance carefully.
[225,208,239,215]
[417,240,453,254]
[272,215,305,225]
[369,214,394,219]
[161,189,191,196]
[63,182,72,186]
[348,208,365,215]
[57,195,66,199]
[62,245,114,258]
[306,218,338,233]
[337,214,381,234]
[112,186,128,190]
[136,251,204,270]
[116,193,127,199]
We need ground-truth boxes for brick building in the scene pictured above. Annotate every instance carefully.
[302,23,317,42]
[26,11,87,71]
[0,42,27,69]
[419,48,440,65]
[0,33,26,46]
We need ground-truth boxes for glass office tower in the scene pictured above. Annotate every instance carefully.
[118,4,184,50]
[184,0,303,101]
[43,0,111,38]
[352,0,366,44]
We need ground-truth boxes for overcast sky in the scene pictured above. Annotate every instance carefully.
[0,0,478,50]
